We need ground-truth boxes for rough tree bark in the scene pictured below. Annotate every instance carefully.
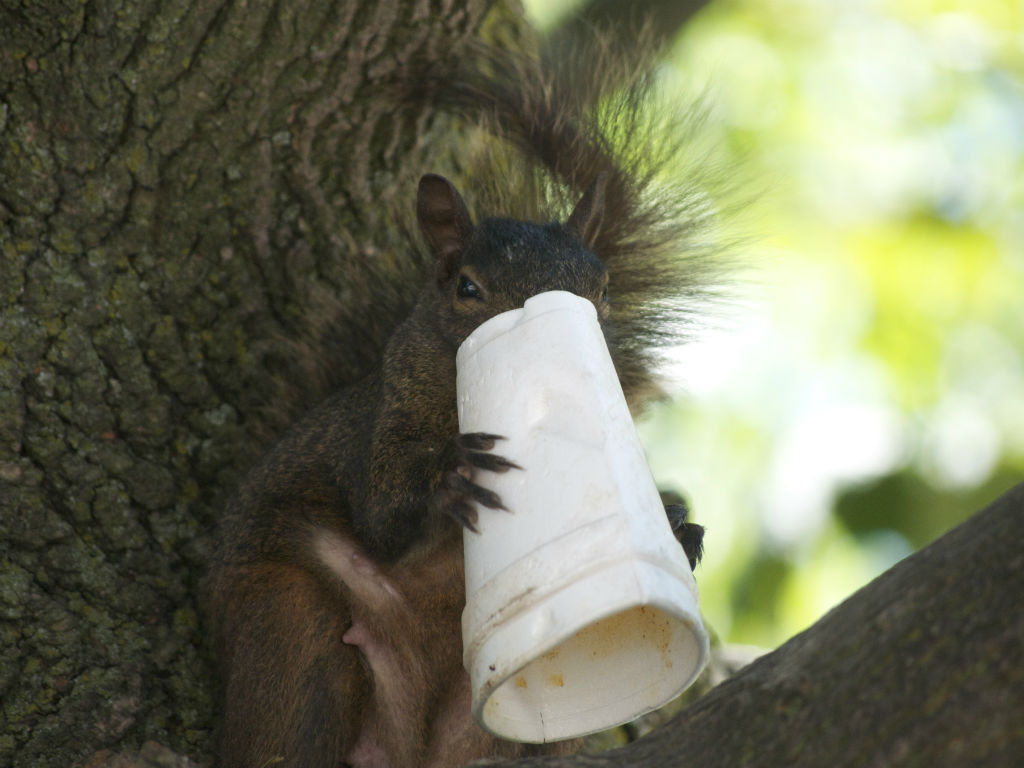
[0,1,522,764]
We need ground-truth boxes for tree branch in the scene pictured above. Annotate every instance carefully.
[475,482,1024,766]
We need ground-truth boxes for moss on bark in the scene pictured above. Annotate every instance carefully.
[0,1,520,763]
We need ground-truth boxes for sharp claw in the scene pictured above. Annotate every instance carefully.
[475,488,507,511]
[466,452,522,473]
[458,514,480,534]
[458,433,505,452]
[434,433,520,530]
[446,472,507,511]
[444,495,479,532]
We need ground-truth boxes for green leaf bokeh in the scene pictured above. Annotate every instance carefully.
[527,0,1024,648]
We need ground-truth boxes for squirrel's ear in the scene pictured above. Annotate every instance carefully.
[417,174,473,279]
[566,173,607,250]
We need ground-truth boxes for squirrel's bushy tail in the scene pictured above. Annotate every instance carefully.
[421,30,731,405]
[265,27,731,437]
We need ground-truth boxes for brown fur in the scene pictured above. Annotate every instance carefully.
[206,181,609,766]
[206,30,717,768]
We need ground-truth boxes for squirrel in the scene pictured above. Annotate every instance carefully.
[205,33,720,768]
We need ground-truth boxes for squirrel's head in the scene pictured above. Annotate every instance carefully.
[416,173,611,347]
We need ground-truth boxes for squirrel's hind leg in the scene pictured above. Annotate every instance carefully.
[213,560,368,768]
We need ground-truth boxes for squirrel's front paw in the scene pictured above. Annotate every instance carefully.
[431,433,521,532]
[664,501,704,571]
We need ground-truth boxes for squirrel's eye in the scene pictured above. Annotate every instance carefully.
[601,284,610,303]
[457,274,481,300]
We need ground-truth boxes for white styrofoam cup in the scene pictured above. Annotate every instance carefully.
[456,290,709,743]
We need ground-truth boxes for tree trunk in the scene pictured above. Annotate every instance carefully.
[0,1,520,764]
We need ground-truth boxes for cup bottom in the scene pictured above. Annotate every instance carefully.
[467,558,708,742]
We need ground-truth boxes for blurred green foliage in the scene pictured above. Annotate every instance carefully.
[525,0,1024,648]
